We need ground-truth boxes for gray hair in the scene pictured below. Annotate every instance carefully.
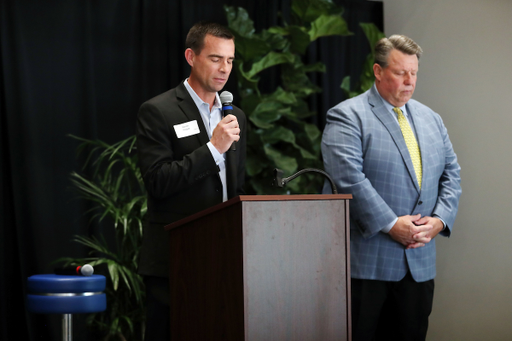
[374,35,423,68]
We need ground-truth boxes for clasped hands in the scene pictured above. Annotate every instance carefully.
[388,214,444,249]
[210,114,240,154]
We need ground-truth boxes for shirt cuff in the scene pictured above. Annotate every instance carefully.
[381,217,398,233]
[207,141,225,165]
[433,215,447,230]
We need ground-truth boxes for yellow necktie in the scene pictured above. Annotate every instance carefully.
[393,107,422,188]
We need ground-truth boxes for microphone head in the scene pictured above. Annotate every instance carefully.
[219,91,233,104]
[81,264,94,276]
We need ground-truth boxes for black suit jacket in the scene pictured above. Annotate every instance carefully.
[136,81,246,277]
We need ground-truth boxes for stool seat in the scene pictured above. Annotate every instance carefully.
[27,274,106,314]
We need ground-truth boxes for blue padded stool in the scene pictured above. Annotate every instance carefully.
[27,274,107,341]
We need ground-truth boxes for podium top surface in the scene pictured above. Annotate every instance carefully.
[165,194,352,231]
[237,194,351,201]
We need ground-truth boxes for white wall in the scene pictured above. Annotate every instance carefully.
[377,0,512,339]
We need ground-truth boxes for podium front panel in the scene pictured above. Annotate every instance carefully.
[168,203,245,340]
[242,199,349,341]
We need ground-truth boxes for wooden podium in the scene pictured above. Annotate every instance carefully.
[165,194,352,341]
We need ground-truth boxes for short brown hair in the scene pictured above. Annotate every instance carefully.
[185,21,234,55]
[374,35,423,68]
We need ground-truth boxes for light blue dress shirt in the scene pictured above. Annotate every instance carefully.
[184,79,227,202]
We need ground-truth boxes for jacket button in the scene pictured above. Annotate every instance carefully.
[418,201,423,205]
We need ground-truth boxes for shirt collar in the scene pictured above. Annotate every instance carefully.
[184,79,222,112]
[373,84,409,118]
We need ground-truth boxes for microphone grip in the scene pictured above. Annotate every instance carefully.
[222,105,236,151]
[54,264,94,276]
[222,107,233,118]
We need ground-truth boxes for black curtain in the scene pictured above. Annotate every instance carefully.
[0,1,382,340]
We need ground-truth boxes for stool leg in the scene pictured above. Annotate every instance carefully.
[62,314,72,341]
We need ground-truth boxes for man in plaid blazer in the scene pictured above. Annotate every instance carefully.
[322,35,461,340]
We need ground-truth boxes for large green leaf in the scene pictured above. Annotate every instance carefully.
[303,62,326,73]
[236,62,260,86]
[248,101,285,128]
[287,25,312,54]
[268,87,298,105]
[360,55,375,92]
[264,146,298,174]
[242,51,295,80]
[252,100,283,115]
[224,5,256,38]
[249,116,274,129]
[284,98,315,120]
[261,28,288,50]
[234,36,271,62]
[260,126,296,145]
[281,64,322,97]
[360,22,386,54]
[291,0,338,23]
[304,122,321,142]
[309,14,352,41]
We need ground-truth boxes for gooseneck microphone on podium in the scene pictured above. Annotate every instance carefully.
[273,168,338,194]
[54,264,94,276]
[219,91,236,151]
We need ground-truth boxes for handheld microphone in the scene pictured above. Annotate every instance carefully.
[219,91,236,151]
[54,264,94,276]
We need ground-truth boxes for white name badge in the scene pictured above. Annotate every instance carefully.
[174,120,200,138]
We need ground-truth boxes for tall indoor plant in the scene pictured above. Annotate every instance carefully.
[57,135,146,341]
[224,0,352,194]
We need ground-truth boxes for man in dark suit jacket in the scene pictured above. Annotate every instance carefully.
[136,21,246,340]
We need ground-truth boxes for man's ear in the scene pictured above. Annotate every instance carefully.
[184,48,195,67]
[373,63,382,82]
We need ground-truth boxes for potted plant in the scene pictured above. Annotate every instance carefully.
[57,135,146,341]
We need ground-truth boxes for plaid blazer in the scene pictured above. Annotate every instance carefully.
[322,85,461,282]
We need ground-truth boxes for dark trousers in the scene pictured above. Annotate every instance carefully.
[351,272,435,341]
[144,276,170,341]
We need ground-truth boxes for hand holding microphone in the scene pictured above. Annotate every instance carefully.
[219,91,237,152]
[211,91,239,153]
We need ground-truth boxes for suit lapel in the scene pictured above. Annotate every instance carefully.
[368,87,421,193]
[175,82,210,146]
[175,81,224,187]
